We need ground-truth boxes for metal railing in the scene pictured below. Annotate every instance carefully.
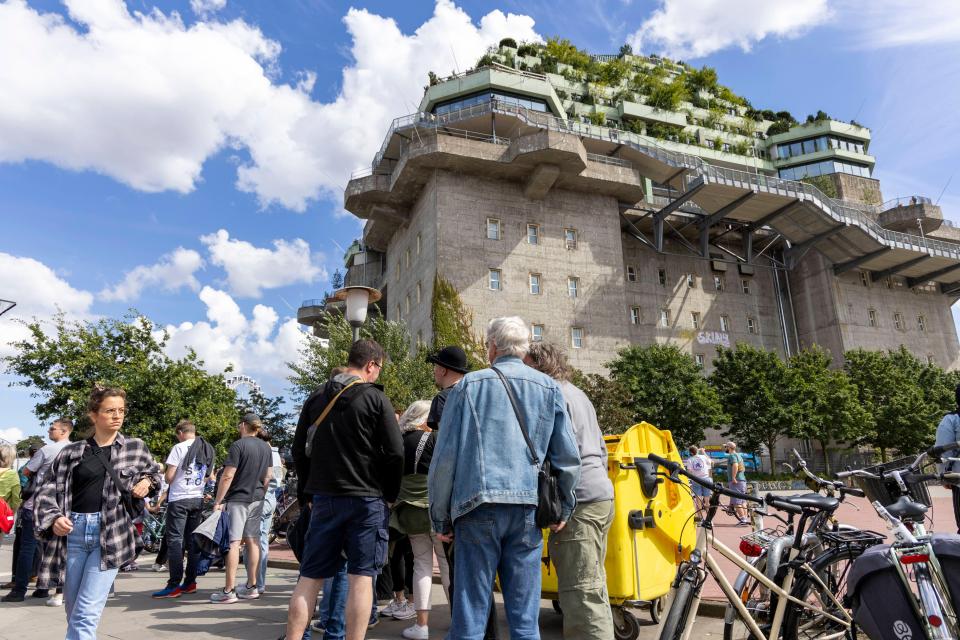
[585,153,634,168]
[357,99,959,260]
[881,196,934,209]
[299,299,327,308]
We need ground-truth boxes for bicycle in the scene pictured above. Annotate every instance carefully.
[648,452,871,640]
[140,505,166,554]
[837,441,960,639]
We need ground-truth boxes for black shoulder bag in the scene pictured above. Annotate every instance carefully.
[93,446,144,520]
[492,367,562,528]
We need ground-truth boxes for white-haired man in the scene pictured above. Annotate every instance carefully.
[429,316,581,639]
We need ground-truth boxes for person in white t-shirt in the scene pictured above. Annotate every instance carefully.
[684,445,712,509]
[151,420,215,599]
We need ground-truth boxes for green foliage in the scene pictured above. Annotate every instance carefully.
[775,111,795,123]
[430,275,488,371]
[731,140,751,156]
[498,37,517,49]
[597,57,631,85]
[761,109,778,121]
[618,43,633,57]
[587,111,606,125]
[287,313,435,413]
[427,71,439,87]
[554,88,569,100]
[805,110,830,124]
[15,435,46,455]
[475,53,495,68]
[766,120,793,136]
[786,347,870,474]
[516,43,539,57]
[570,370,635,435]
[800,175,839,198]
[711,138,723,151]
[644,78,688,111]
[608,344,726,447]
[684,65,718,94]
[644,121,684,140]
[238,388,294,451]
[4,313,239,460]
[715,85,746,107]
[545,37,593,70]
[710,344,792,469]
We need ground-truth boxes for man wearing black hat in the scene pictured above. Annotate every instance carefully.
[426,346,469,432]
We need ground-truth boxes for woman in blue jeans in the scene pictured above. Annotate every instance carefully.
[33,386,160,640]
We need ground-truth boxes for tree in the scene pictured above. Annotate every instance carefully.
[287,312,436,413]
[4,313,240,460]
[710,344,792,471]
[430,275,488,371]
[618,43,633,58]
[786,347,870,474]
[15,435,45,455]
[238,388,294,451]
[330,268,344,290]
[684,65,718,94]
[570,370,635,435]
[607,344,726,447]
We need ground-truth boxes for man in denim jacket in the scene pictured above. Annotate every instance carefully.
[428,316,581,639]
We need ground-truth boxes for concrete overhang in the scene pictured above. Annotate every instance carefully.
[765,119,872,147]
[773,148,876,169]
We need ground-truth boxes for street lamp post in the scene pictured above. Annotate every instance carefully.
[333,286,382,343]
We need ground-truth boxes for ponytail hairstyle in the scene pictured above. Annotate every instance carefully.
[240,412,263,436]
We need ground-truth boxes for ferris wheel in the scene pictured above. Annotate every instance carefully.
[224,374,261,395]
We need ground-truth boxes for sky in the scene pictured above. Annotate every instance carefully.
[2,0,960,443]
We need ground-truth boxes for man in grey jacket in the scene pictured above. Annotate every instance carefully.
[526,342,615,638]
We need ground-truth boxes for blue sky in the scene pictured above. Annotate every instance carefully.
[2,0,959,442]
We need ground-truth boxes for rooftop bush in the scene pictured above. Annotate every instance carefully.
[499,37,517,49]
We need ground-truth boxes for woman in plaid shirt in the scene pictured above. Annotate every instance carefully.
[33,386,160,640]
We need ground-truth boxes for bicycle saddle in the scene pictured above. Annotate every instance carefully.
[885,495,928,521]
[779,493,840,512]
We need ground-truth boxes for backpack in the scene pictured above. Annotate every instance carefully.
[0,498,14,534]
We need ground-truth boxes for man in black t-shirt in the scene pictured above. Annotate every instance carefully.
[211,413,272,604]
[425,346,469,431]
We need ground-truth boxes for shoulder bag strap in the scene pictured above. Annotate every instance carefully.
[92,446,136,514]
[311,379,363,428]
[492,366,539,467]
[413,432,430,471]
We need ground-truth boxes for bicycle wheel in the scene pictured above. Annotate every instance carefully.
[659,571,699,640]
[781,545,862,640]
[723,556,770,640]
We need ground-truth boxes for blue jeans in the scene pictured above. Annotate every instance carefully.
[257,489,277,591]
[64,513,120,640]
[318,564,378,640]
[12,508,38,595]
[451,504,542,640]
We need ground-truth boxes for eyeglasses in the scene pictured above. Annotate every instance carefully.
[372,361,384,370]
[100,408,126,417]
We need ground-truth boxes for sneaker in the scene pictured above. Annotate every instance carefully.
[1,592,25,603]
[310,620,325,633]
[402,623,430,640]
[257,586,265,595]
[152,586,182,599]
[392,600,417,620]
[380,598,404,617]
[210,589,238,604]
[180,582,197,594]
[736,519,751,527]
[368,611,379,629]
[236,584,260,600]
[151,564,165,573]
[46,594,63,607]
[31,589,50,598]
[120,563,139,572]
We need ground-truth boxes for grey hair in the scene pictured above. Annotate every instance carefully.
[486,316,530,359]
[398,400,432,433]
[0,443,15,469]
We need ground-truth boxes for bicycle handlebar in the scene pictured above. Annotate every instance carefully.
[791,448,864,498]
[928,440,960,459]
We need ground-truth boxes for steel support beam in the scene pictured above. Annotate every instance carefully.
[745,200,799,232]
[941,282,960,296]
[791,225,846,252]
[870,255,932,281]
[832,247,891,275]
[698,191,756,230]
[907,263,960,288]
[662,167,688,189]
[654,179,705,218]
[743,229,754,263]
[619,212,656,251]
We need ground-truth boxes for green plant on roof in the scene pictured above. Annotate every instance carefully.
[619,43,633,58]
[516,42,539,57]
[588,111,606,126]
[545,37,593,70]
[712,138,723,151]
[598,57,631,85]
[475,53,495,68]
[644,121,684,140]
[715,85,746,107]
[685,65,718,95]
[804,110,831,124]
[731,140,751,156]
[499,37,517,49]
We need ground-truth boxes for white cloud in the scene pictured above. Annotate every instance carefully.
[100,247,204,302]
[0,0,540,211]
[0,427,25,445]
[200,229,324,298]
[0,252,95,358]
[628,0,831,59]
[836,0,960,49]
[190,0,226,18]
[161,286,308,380]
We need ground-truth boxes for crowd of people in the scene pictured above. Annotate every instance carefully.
[0,315,624,640]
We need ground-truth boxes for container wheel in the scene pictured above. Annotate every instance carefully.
[650,597,664,624]
[613,606,640,640]
[552,599,563,616]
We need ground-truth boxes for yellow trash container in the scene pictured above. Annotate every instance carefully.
[540,422,696,639]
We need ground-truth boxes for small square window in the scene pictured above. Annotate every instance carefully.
[571,327,584,349]
[868,309,878,327]
[691,311,701,330]
[626,266,637,282]
[894,312,904,330]
[686,274,696,288]
[720,315,730,332]
[747,317,757,334]
[630,307,640,325]
[568,276,580,298]
[660,308,671,328]
[860,271,870,287]
[695,354,705,369]
[489,269,502,291]
[658,268,667,287]
[564,228,578,249]
[486,218,501,240]
[527,223,540,245]
[918,315,927,332]
[714,275,724,292]
[531,324,544,342]
[529,273,541,295]
[740,279,750,295]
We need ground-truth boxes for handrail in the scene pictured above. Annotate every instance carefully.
[357,100,960,260]
[299,299,327,308]
[881,196,934,209]
[586,153,634,168]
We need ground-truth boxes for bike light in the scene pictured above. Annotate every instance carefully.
[929,615,943,628]
[739,540,764,557]
[898,554,930,564]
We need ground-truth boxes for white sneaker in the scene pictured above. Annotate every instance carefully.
[402,623,429,639]
[235,584,260,600]
[46,594,63,607]
[150,564,165,573]
[380,598,403,617]
[392,600,417,620]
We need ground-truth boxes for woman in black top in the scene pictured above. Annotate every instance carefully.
[34,386,159,640]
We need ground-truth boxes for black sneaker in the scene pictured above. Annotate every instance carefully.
[1,592,25,603]
[31,589,50,599]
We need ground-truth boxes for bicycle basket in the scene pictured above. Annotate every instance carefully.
[853,456,932,508]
